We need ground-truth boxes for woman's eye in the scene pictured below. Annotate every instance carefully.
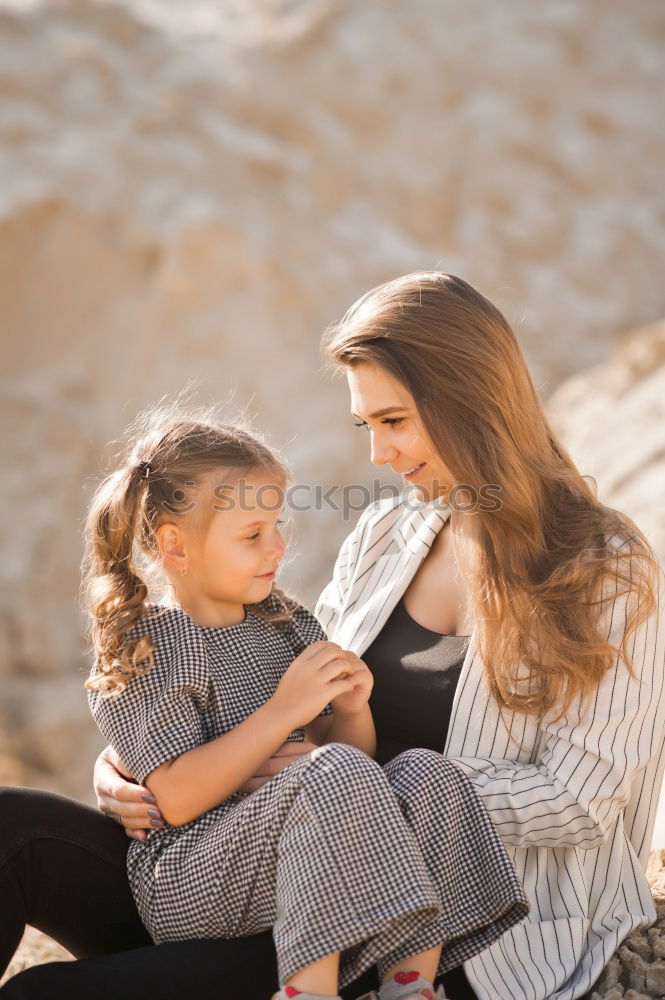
[353,418,403,429]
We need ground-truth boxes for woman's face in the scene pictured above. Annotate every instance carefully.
[347,362,454,501]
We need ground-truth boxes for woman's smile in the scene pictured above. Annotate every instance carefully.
[402,461,427,480]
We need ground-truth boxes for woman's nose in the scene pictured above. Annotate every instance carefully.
[370,431,398,467]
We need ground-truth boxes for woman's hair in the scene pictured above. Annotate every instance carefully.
[322,271,660,725]
[82,401,296,697]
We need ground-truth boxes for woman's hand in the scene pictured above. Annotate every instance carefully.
[236,740,319,795]
[328,652,373,715]
[93,745,163,842]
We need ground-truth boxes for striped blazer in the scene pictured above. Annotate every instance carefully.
[314,495,665,1000]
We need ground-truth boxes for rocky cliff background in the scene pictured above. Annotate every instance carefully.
[1,0,665,994]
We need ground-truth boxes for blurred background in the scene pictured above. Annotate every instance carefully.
[1,0,664,842]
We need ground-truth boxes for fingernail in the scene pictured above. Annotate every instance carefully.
[150,818,163,828]
[141,793,157,804]
[147,808,161,818]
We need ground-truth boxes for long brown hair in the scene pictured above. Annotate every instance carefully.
[322,271,659,724]
[82,402,296,697]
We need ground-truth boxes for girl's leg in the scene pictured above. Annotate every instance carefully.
[270,742,445,993]
[381,944,442,987]
[378,749,529,989]
[286,951,340,995]
[169,742,442,996]
[0,785,151,974]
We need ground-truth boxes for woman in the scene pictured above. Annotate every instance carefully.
[1,272,663,1000]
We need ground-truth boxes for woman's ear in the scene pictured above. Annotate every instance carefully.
[155,522,188,575]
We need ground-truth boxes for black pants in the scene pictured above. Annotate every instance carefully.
[0,786,477,999]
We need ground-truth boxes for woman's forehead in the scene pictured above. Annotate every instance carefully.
[347,362,414,413]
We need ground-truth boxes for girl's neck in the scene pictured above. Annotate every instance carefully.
[176,591,247,629]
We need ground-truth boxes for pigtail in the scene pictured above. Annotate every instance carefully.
[83,464,157,696]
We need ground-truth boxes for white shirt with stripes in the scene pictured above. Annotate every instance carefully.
[314,495,665,1000]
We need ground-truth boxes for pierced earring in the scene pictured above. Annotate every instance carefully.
[179,567,188,577]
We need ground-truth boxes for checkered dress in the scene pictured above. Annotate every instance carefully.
[88,596,529,988]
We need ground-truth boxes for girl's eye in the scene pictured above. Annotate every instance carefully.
[247,519,286,541]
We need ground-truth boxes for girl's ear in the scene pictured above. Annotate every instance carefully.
[155,522,187,574]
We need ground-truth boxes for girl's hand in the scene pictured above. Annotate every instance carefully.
[236,740,319,795]
[272,640,356,728]
[329,653,374,715]
[93,744,164,842]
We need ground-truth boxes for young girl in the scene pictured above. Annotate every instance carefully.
[82,407,529,1000]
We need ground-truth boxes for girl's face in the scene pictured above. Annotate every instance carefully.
[157,469,287,625]
[347,362,455,501]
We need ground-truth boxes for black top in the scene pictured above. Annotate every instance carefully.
[363,596,471,766]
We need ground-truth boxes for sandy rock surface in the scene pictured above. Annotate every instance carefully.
[548,319,665,570]
[0,928,72,988]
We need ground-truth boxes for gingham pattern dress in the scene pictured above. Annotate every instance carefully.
[88,594,529,988]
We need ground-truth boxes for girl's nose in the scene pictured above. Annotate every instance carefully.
[267,531,286,561]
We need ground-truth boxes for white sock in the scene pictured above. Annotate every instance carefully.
[379,970,437,1000]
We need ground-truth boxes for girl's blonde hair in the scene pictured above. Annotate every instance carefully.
[322,271,659,725]
[82,402,296,697]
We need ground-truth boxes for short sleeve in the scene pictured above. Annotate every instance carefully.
[289,604,333,717]
[87,608,211,785]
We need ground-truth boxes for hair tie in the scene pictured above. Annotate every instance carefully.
[138,460,152,480]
